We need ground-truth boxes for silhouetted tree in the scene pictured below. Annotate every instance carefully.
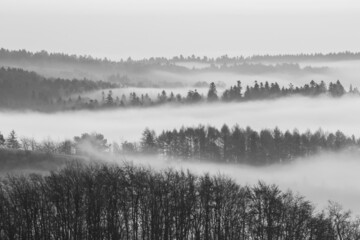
[105,90,114,106]
[0,132,5,147]
[74,132,110,154]
[207,82,218,102]
[141,128,157,154]
[0,163,355,239]
[6,130,20,149]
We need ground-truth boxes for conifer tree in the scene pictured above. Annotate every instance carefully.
[0,132,5,147]
[141,128,157,154]
[207,82,218,102]
[6,130,20,149]
[106,90,114,106]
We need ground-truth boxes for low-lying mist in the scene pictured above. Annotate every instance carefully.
[104,150,360,215]
[1,95,360,143]
[78,87,210,101]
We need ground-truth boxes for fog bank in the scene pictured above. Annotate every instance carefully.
[114,151,360,214]
[1,95,360,143]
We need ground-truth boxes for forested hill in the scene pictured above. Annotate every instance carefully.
[0,67,117,111]
[0,48,327,77]
[247,51,360,63]
[0,65,356,112]
[1,48,359,66]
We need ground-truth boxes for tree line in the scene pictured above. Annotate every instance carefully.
[0,131,109,156]
[0,66,357,111]
[2,125,359,166]
[129,125,359,165]
[0,163,359,239]
[68,79,357,110]
[2,48,359,67]
[0,48,329,77]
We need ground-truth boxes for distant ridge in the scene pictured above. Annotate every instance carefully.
[1,47,359,64]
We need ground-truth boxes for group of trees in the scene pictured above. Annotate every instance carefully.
[2,48,358,69]
[241,80,352,100]
[76,79,356,110]
[0,130,112,157]
[136,125,360,165]
[2,125,360,166]
[169,52,360,64]
[0,163,359,239]
[0,130,20,150]
[0,66,357,111]
[247,51,360,63]
[0,130,69,155]
[0,48,331,74]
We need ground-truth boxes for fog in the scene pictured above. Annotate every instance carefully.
[147,70,323,88]
[116,150,360,214]
[1,95,360,143]
[2,93,360,214]
[80,87,210,101]
[145,60,360,89]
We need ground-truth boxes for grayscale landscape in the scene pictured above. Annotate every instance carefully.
[1,0,360,239]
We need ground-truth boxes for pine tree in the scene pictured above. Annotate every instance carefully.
[141,128,157,154]
[0,132,5,147]
[106,90,114,106]
[220,124,230,162]
[207,82,218,102]
[6,130,20,149]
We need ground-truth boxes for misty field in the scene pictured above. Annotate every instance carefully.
[1,95,359,142]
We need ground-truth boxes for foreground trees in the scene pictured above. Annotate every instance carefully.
[1,163,358,239]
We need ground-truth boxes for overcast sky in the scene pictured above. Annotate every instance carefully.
[1,0,359,59]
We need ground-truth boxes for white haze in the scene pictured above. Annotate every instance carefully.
[1,95,360,143]
[2,95,360,213]
[63,143,360,214]
[80,87,210,101]
[112,151,360,215]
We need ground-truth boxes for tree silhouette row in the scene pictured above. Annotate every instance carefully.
[137,125,359,165]
[1,126,359,166]
[1,163,359,239]
[69,79,356,111]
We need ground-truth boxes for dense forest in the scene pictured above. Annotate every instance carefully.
[115,79,353,108]
[53,79,358,109]
[132,126,360,165]
[1,125,359,166]
[0,66,357,111]
[0,163,359,239]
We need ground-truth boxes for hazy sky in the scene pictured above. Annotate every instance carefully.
[1,0,360,59]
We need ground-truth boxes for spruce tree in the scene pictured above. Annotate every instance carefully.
[141,128,157,154]
[106,90,114,106]
[0,132,5,147]
[207,82,218,102]
[6,130,20,149]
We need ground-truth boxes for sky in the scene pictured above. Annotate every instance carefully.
[1,0,360,60]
